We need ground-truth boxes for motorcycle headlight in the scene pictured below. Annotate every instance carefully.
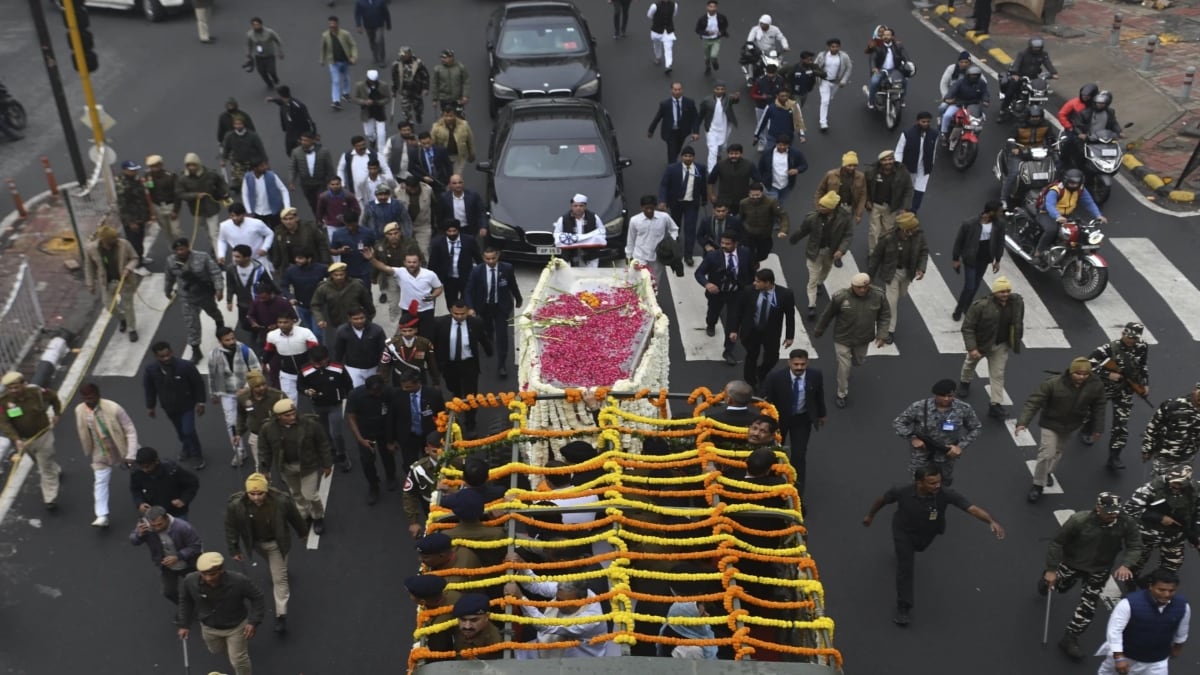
[488,217,518,240]
[1088,230,1105,246]
[491,82,518,98]
[575,78,600,97]
[604,215,625,236]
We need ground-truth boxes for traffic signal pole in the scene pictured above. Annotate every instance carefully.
[28,0,86,184]
[61,0,105,148]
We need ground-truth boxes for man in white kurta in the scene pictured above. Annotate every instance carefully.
[75,383,139,527]
[217,204,276,273]
[625,196,680,283]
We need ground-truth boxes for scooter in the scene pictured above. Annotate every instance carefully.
[739,43,784,88]
[945,103,985,170]
[1004,206,1109,301]
[863,67,910,131]
[1078,127,1127,206]
[993,139,1058,207]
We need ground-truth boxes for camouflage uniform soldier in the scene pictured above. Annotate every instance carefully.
[1041,492,1142,661]
[1083,322,1149,471]
[891,379,981,486]
[1123,466,1200,582]
[164,238,226,362]
[1142,382,1200,477]
[391,47,430,125]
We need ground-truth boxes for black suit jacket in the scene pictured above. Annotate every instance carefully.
[731,284,796,343]
[434,315,494,371]
[390,385,446,445]
[762,366,827,430]
[694,245,756,291]
[427,234,482,283]
[436,189,487,235]
[706,406,759,428]
[658,161,709,207]
[696,214,743,250]
[409,144,453,187]
[648,96,700,139]
[465,261,523,315]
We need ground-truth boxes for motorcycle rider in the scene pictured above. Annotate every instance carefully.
[940,65,989,141]
[747,14,789,57]
[1066,90,1123,170]
[1000,38,1058,117]
[1034,168,1106,262]
[866,26,910,110]
[1056,83,1099,169]
[939,51,973,101]
[1000,105,1053,208]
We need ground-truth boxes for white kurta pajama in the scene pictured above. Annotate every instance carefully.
[706,98,731,166]
[74,399,139,520]
[647,3,678,70]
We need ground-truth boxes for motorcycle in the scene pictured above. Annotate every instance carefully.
[1004,207,1109,301]
[997,75,1052,122]
[739,42,784,88]
[993,139,1058,207]
[944,103,985,170]
[863,66,912,131]
[0,81,26,132]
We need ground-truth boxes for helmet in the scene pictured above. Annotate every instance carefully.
[1029,37,1045,52]
[1079,83,1100,100]
[759,14,772,26]
[901,60,917,78]
[966,65,982,78]
[1093,90,1113,108]
[1166,465,1194,486]
[1027,105,1044,120]
[1063,169,1084,188]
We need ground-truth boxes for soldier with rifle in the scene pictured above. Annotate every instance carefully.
[1123,465,1200,587]
[1084,322,1151,472]
[1142,382,1200,477]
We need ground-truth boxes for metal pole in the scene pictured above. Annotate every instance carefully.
[1110,14,1123,48]
[1042,587,1053,645]
[61,0,105,148]
[1183,66,1196,101]
[27,0,87,184]
[60,188,85,264]
[181,635,190,675]
[1140,35,1159,72]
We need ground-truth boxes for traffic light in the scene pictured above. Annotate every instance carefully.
[63,4,98,73]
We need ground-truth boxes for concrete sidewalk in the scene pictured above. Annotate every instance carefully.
[927,0,1200,204]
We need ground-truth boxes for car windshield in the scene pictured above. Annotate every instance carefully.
[499,141,610,179]
[497,16,588,57]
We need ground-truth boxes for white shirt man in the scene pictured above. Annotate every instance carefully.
[336,142,394,190]
[771,146,790,192]
[625,201,679,281]
[1096,588,1190,675]
[382,134,413,181]
[816,41,853,130]
[264,321,319,402]
[241,169,290,219]
[747,15,788,54]
[552,194,607,268]
[356,170,398,206]
[895,120,935,194]
[217,211,275,272]
[396,262,443,314]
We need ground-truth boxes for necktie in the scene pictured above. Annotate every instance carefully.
[674,99,681,128]
[425,149,434,172]
[727,253,736,278]
[454,321,463,361]
[757,291,769,328]
[410,392,422,434]
[488,267,498,304]
[793,376,804,414]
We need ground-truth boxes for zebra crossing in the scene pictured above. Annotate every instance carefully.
[669,236,1184,364]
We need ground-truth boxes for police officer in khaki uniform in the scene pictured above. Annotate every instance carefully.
[233,370,287,471]
[0,372,63,510]
[258,398,333,534]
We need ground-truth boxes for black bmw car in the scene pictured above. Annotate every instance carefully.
[486,0,601,117]
[477,98,631,263]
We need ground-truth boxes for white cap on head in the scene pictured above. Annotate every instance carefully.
[571,193,588,205]
[759,14,772,25]
[367,69,379,81]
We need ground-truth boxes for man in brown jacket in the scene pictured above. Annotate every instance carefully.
[864,149,914,251]
[813,273,889,408]
[787,191,853,320]
[958,276,1024,420]
[867,211,927,344]
[814,151,866,223]
[431,106,475,177]
[84,226,142,342]
[1016,358,1107,503]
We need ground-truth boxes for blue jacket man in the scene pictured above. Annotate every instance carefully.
[756,137,808,204]
[355,0,392,66]
[658,149,708,263]
[130,506,203,604]
[362,189,412,234]
[465,250,524,378]
[941,67,990,135]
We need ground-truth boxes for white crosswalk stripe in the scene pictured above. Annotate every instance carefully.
[665,263,729,363]
[906,256,967,354]
[91,273,170,378]
[1110,237,1199,341]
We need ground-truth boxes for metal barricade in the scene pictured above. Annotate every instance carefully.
[0,256,46,373]
[62,181,116,257]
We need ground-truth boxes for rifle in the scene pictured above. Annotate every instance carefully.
[1099,357,1153,408]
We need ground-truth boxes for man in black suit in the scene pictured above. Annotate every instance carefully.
[426,220,482,312]
[705,380,759,429]
[696,201,742,252]
[391,370,446,471]
[647,82,700,164]
[762,349,826,498]
[436,174,487,238]
[657,146,708,265]
[465,247,523,379]
[409,132,453,191]
[435,301,493,431]
[730,268,795,387]
[695,231,755,365]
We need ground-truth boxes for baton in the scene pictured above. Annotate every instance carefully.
[1042,586,1053,646]
[182,635,190,674]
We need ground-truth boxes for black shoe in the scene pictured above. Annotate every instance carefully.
[312,518,325,535]
[988,403,1006,419]
[341,456,353,473]
[1058,632,1083,661]
[386,477,399,492]
[722,351,736,365]
[712,59,719,71]
[44,501,58,512]
[1046,474,1055,488]
[704,62,712,75]
[806,307,817,321]
[956,381,970,399]
[884,332,894,345]
[1037,578,1050,596]
[1107,454,1126,471]
[274,615,287,634]
[1080,432,1095,446]
[498,365,508,379]
[952,310,963,321]
[893,607,911,626]
[684,257,694,267]
[832,258,843,268]
[835,395,847,409]
[190,347,203,364]
[705,325,715,337]
[367,486,380,505]
[1027,485,1043,503]
[665,68,672,76]
[128,330,139,342]
[193,458,206,471]
[118,320,127,333]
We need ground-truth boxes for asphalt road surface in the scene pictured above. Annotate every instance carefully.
[2,1,1199,674]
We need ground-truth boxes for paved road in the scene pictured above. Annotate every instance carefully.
[2,1,1200,674]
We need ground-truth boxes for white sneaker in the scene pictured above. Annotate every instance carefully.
[91,516,109,527]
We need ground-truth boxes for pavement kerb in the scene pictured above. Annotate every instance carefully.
[0,182,76,242]
[929,4,1198,205]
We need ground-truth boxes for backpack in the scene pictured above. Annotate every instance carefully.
[1035,181,1064,212]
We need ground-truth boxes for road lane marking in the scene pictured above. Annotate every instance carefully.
[1082,279,1157,345]
[904,258,964,354]
[665,260,729,362]
[90,273,167,377]
[982,265,1065,349]
[822,252,899,357]
[307,470,334,550]
[1110,237,1200,341]
[1008,420,1037,447]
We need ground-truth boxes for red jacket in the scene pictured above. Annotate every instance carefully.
[1057,98,1086,130]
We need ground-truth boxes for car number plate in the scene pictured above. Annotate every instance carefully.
[1100,148,1119,157]
[536,246,560,255]
[1032,172,1050,180]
